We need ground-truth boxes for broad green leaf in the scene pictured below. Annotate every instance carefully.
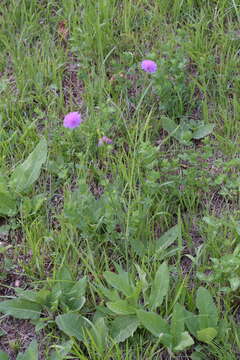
[65,277,87,311]
[89,317,108,354]
[184,309,198,337]
[173,331,194,352]
[161,116,178,133]
[192,124,214,139]
[16,340,38,360]
[191,352,205,360]
[0,299,41,320]
[49,340,73,360]
[68,277,87,299]
[0,191,17,216]
[135,264,149,294]
[10,137,47,193]
[136,310,171,346]
[161,117,192,145]
[149,262,169,310]
[229,277,240,291]
[171,303,185,347]
[15,289,39,303]
[0,351,9,360]
[0,172,8,189]
[51,266,74,309]
[197,327,217,344]
[155,225,179,252]
[66,296,85,312]
[97,284,120,302]
[21,194,46,217]
[111,315,139,343]
[96,305,116,316]
[103,271,133,297]
[55,266,73,287]
[55,313,89,341]
[196,272,215,282]
[106,300,136,315]
[33,318,49,332]
[196,287,218,329]
[15,289,51,307]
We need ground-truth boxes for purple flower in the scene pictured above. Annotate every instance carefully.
[98,136,113,146]
[63,112,82,129]
[141,60,157,73]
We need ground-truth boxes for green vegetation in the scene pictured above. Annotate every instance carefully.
[0,0,240,358]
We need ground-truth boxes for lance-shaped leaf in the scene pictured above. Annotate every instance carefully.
[149,262,169,310]
[0,299,41,320]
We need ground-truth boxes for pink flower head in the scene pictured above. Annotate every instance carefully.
[63,112,82,129]
[141,60,157,73]
[98,136,113,146]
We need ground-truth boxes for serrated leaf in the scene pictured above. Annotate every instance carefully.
[149,262,169,310]
[10,137,47,193]
[197,327,217,344]
[192,124,214,139]
[173,331,194,351]
[106,300,136,315]
[137,310,171,346]
[55,313,89,341]
[111,315,139,343]
[16,340,38,360]
[0,299,41,320]
[0,351,9,360]
[196,287,218,329]
[155,224,179,252]
[103,271,133,297]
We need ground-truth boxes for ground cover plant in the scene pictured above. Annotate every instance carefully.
[0,0,240,358]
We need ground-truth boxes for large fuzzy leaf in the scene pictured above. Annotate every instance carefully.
[111,315,139,343]
[106,300,136,315]
[55,313,89,341]
[103,271,133,297]
[149,262,169,310]
[173,331,194,352]
[196,287,218,329]
[10,137,47,193]
[0,191,17,216]
[137,310,171,347]
[0,299,41,320]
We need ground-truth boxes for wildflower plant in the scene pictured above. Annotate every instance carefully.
[63,111,83,129]
[140,37,196,118]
